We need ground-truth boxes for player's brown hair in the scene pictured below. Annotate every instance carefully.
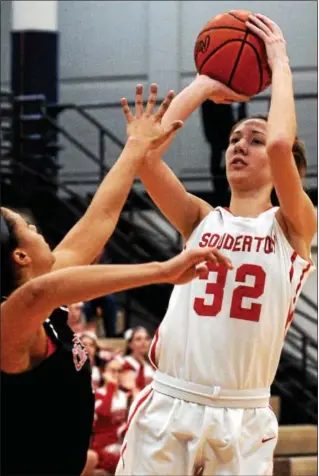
[230,115,307,177]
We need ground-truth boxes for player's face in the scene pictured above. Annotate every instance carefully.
[4,208,55,276]
[130,329,151,357]
[225,119,272,191]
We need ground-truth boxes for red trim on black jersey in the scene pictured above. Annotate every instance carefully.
[45,335,57,358]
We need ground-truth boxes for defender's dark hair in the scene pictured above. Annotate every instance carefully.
[0,208,19,299]
[230,115,307,176]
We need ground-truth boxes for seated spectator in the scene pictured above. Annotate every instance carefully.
[121,327,154,397]
[68,301,86,334]
[81,331,103,391]
[90,358,129,475]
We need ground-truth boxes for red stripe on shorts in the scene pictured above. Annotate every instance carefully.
[126,388,153,431]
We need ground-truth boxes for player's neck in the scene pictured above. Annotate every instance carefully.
[228,189,272,217]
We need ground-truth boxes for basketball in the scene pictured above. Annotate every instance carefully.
[194,10,272,96]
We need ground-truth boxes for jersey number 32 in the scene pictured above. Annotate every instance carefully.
[194,263,266,322]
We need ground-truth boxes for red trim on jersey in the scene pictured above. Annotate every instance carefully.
[285,262,311,331]
[289,252,298,282]
[126,388,153,431]
[293,263,312,305]
[120,442,127,467]
[122,361,136,372]
[149,328,159,369]
[45,335,57,358]
[284,309,294,331]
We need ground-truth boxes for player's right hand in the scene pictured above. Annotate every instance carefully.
[195,74,250,104]
[121,83,184,151]
[160,247,233,285]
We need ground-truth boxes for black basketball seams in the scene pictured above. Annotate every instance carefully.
[198,38,245,73]
[245,38,264,93]
[228,12,247,24]
[228,29,250,88]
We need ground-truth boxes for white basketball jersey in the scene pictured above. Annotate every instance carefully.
[149,207,313,390]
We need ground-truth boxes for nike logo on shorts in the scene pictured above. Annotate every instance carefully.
[262,436,276,443]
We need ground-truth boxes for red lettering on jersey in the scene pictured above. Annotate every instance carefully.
[264,236,273,254]
[208,233,220,247]
[197,233,275,254]
[199,232,211,247]
[254,236,264,252]
[224,234,235,250]
[232,235,243,252]
[242,235,253,252]
[216,233,227,250]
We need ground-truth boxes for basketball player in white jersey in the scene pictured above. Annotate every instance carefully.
[116,14,316,476]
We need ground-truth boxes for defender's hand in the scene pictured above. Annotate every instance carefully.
[160,247,233,285]
[121,84,184,150]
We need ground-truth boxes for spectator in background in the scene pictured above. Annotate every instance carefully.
[81,331,104,391]
[68,301,86,334]
[121,327,154,397]
[200,101,247,204]
[83,294,118,338]
[83,250,118,337]
[91,357,130,475]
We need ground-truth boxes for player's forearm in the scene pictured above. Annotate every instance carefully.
[38,262,164,307]
[2,262,166,348]
[138,158,195,238]
[147,77,210,158]
[137,78,210,235]
[267,60,296,149]
[162,77,209,127]
[87,138,148,220]
[53,138,148,266]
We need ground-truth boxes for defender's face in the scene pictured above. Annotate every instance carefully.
[4,209,54,274]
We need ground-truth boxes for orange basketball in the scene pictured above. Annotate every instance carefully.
[194,10,271,96]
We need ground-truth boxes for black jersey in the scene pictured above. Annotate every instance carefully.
[1,307,95,475]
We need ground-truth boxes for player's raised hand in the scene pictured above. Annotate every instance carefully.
[246,14,288,70]
[160,247,233,285]
[121,84,184,150]
[195,74,250,104]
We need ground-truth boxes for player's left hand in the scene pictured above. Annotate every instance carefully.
[246,14,289,71]
[121,84,184,150]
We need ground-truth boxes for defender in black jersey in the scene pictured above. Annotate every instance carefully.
[1,307,94,475]
[0,83,230,475]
